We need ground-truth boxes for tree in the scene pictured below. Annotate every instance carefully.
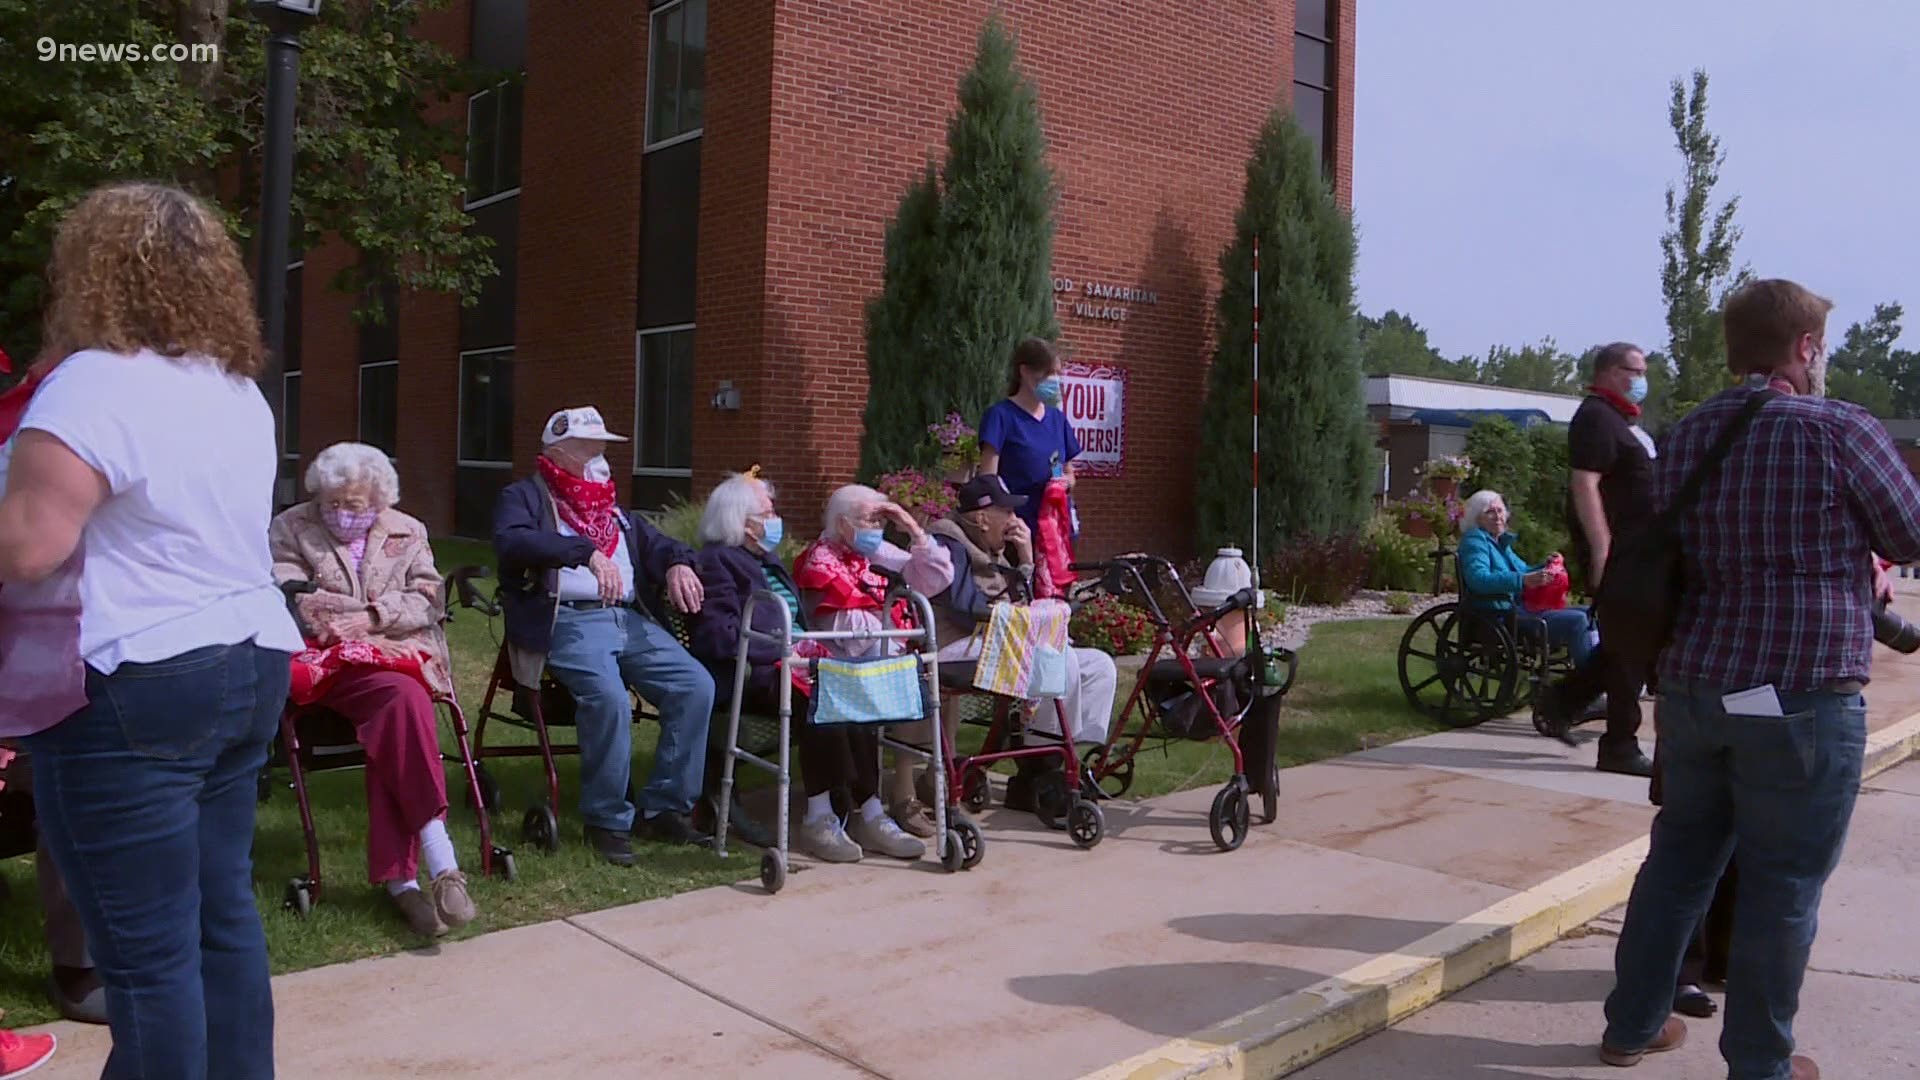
[1476,338,1579,394]
[1659,69,1746,414]
[1828,302,1912,418]
[858,17,1057,478]
[0,0,494,366]
[1358,310,1486,382]
[1195,109,1372,556]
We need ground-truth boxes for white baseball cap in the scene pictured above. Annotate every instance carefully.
[541,406,628,446]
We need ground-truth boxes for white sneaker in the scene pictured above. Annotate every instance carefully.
[847,811,926,860]
[797,816,863,863]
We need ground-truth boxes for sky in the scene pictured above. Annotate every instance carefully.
[1352,0,1919,362]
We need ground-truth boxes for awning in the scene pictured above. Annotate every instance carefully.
[1405,407,1554,429]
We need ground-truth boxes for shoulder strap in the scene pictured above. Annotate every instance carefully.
[1671,389,1779,516]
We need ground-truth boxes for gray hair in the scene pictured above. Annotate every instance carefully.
[699,473,773,547]
[305,442,399,508]
[822,483,885,537]
[1463,489,1506,532]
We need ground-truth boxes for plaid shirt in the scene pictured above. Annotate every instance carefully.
[1656,377,1920,691]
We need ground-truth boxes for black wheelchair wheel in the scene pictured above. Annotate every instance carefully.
[1208,781,1250,852]
[1067,800,1105,849]
[760,849,787,894]
[522,804,559,854]
[1260,757,1280,825]
[1397,603,1519,727]
[940,829,967,873]
[1086,745,1135,799]
[284,878,314,918]
[955,817,986,869]
[492,846,518,883]
[960,768,992,813]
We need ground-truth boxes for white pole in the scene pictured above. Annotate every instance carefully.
[1251,235,1262,595]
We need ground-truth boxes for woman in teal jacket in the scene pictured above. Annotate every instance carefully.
[1456,489,1593,669]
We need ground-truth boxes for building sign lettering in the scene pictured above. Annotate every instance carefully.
[1060,361,1127,477]
[1052,276,1158,322]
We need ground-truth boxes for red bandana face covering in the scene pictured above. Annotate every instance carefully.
[1587,384,1641,420]
[537,455,621,556]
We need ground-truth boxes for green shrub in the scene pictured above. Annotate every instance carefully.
[1070,594,1155,655]
[1385,591,1414,615]
[644,495,802,565]
[1363,512,1434,593]
[1267,533,1371,607]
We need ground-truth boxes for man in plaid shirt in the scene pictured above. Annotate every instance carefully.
[1598,280,1920,1080]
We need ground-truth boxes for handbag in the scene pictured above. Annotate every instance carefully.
[1593,388,1778,672]
[1029,645,1068,699]
[1521,554,1570,612]
[807,655,928,725]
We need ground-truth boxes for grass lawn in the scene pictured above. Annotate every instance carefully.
[0,539,1434,1025]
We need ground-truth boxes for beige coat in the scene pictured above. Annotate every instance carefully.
[268,502,454,699]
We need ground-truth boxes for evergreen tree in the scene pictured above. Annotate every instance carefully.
[1660,70,1746,414]
[1195,110,1372,556]
[858,17,1057,479]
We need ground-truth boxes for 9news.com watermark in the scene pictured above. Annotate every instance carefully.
[36,38,220,64]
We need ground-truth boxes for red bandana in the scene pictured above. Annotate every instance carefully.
[537,455,621,557]
[1587,385,1641,419]
[792,540,910,629]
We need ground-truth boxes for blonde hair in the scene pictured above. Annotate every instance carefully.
[41,183,266,377]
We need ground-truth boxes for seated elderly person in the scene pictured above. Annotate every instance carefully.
[1456,489,1593,671]
[792,484,954,839]
[269,442,478,938]
[493,406,714,866]
[927,475,1118,811]
[687,471,923,862]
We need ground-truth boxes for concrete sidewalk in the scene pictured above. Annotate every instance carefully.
[31,604,1920,1079]
[1299,758,1920,1080]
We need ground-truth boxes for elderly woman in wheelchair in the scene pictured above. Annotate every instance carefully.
[1457,489,1594,672]
[269,442,478,938]
[689,473,926,863]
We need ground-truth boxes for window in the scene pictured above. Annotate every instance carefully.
[465,80,523,207]
[634,327,693,474]
[1293,0,1334,177]
[646,0,706,148]
[458,348,515,465]
[359,361,399,457]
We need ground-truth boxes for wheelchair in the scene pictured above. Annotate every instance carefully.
[267,566,513,917]
[1395,549,1581,730]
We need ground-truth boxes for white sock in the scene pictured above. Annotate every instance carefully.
[805,793,836,825]
[419,818,458,880]
[859,795,889,824]
[385,878,421,897]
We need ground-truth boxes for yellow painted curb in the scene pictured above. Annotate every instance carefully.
[1081,709,1920,1080]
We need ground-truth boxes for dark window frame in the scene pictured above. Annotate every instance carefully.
[457,346,516,467]
[633,325,695,476]
[645,0,706,150]
[1293,7,1335,177]
[358,360,400,459]
[465,79,524,209]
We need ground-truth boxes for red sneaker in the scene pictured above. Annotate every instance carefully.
[0,1028,57,1077]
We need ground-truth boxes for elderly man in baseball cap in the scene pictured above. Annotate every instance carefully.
[492,406,715,864]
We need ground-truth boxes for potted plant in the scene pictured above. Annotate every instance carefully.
[1421,454,1472,500]
[926,412,981,484]
[875,467,956,528]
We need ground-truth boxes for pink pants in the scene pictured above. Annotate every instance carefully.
[311,669,449,884]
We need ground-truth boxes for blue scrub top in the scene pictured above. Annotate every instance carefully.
[979,398,1082,528]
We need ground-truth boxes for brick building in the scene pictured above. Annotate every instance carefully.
[283,0,1357,558]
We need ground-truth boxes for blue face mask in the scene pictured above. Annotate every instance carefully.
[757,516,784,551]
[1626,375,1649,404]
[851,527,885,556]
[1034,376,1062,405]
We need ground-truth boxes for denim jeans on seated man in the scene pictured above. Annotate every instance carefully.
[1603,682,1866,1079]
[27,642,288,1080]
[546,605,715,832]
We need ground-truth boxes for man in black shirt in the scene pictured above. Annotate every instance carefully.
[1543,342,1656,776]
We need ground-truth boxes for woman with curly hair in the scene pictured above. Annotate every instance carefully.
[0,182,303,1079]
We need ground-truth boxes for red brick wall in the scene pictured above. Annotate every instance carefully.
[694,0,1351,558]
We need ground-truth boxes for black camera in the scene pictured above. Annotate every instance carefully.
[1872,601,1920,654]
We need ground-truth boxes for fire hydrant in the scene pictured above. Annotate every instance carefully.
[1190,546,1260,655]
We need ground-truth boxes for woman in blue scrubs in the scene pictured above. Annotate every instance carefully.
[977,337,1080,535]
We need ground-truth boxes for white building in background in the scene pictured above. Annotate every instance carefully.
[1365,375,1585,499]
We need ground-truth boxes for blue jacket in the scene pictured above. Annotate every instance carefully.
[688,542,804,704]
[491,474,694,654]
[1456,526,1541,613]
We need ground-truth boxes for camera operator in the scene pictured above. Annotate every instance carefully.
[1596,279,1920,1080]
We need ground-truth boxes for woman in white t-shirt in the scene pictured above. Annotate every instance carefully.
[0,183,302,1080]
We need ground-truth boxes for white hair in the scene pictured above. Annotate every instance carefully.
[823,483,885,538]
[699,473,773,547]
[305,442,399,508]
[1463,489,1506,532]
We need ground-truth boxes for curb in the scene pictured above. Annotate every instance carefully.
[1083,709,1920,1080]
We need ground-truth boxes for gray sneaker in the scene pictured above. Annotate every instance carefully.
[797,816,864,863]
[847,812,927,860]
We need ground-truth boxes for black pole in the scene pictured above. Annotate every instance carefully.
[256,27,303,476]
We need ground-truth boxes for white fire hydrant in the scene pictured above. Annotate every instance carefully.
[1190,546,1262,655]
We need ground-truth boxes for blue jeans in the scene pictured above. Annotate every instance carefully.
[1521,604,1593,670]
[1603,681,1868,1079]
[26,642,290,1080]
[546,605,714,830]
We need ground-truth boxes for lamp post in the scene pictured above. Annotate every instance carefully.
[250,0,321,490]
